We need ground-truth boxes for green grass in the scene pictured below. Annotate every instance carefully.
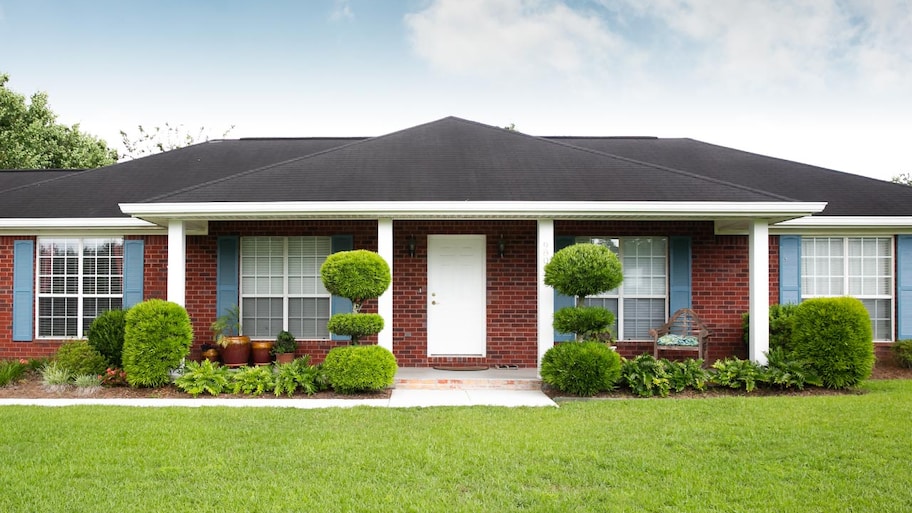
[1,381,911,512]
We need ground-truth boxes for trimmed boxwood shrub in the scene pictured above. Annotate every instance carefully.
[326,313,384,343]
[122,299,194,388]
[552,306,615,341]
[320,250,391,312]
[54,340,108,377]
[741,303,799,351]
[892,339,912,369]
[791,297,875,389]
[87,309,127,367]
[541,342,621,397]
[545,243,623,340]
[323,345,397,394]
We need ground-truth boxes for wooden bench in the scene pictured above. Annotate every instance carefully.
[650,308,711,360]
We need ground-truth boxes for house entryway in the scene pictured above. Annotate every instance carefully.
[426,235,486,357]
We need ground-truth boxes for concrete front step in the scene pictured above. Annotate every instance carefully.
[394,368,542,390]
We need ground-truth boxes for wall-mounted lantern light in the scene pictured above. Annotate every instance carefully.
[407,235,417,257]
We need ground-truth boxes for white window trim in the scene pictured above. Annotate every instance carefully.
[239,236,332,340]
[34,237,124,339]
[801,236,895,342]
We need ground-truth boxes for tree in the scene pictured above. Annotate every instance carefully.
[892,172,912,186]
[119,122,234,160]
[320,250,391,344]
[0,73,117,169]
[545,243,623,341]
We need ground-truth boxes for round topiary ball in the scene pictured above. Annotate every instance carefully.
[326,313,384,344]
[540,341,622,397]
[790,297,875,389]
[122,299,194,388]
[553,305,615,340]
[545,243,623,300]
[320,250,391,308]
[323,345,397,394]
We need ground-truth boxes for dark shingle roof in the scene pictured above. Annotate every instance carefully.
[152,117,787,203]
[556,137,912,216]
[0,169,88,193]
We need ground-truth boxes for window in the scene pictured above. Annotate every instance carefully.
[240,236,332,339]
[802,237,893,341]
[576,237,668,340]
[37,238,123,338]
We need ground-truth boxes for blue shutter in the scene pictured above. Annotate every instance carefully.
[779,235,801,305]
[897,235,912,340]
[553,236,576,342]
[12,240,34,341]
[122,240,144,308]
[330,235,354,341]
[668,236,692,313]
[216,236,240,325]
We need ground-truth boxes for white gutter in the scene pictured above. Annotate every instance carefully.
[775,216,912,229]
[119,201,828,221]
[0,217,160,234]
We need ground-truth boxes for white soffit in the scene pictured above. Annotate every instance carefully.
[0,217,162,235]
[773,216,912,234]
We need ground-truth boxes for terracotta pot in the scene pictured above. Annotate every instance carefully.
[251,341,274,366]
[201,348,220,363]
[275,352,295,364]
[219,336,251,367]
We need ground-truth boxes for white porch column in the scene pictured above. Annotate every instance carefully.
[377,218,394,352]
[167,220,186,307]
[537,218,555,368]
[748,219,770,364]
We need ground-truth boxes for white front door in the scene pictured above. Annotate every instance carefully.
[427,235,486,356]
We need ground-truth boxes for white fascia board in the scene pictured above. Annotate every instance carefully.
[773,216,912,234]
[119,201,828,220]
[0,217,161,235]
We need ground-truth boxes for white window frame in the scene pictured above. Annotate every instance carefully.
[801,236,894,342]
[35,237,124,339]
[239,236,332,340]
[576,236,668,341]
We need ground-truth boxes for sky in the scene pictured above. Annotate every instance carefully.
[1,0,910,181]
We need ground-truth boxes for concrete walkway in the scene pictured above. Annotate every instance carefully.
[0,389,557,409]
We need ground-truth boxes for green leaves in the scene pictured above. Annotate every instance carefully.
[544,243,623,299]
[0,72,117,169]
[320,250,391,310]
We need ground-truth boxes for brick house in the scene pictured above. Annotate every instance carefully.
[2,117,911,368]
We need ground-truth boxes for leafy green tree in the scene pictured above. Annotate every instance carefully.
[119,122,234,160]
[545,243,623,340]
[0,73,117,169]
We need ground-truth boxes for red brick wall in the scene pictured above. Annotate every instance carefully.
[392,220,539,367]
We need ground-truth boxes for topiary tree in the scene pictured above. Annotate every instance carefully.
[87,309,127,368]
[545,243,623,340]
[322,345,398,394]
[321,250,391,344]
[122,299,194,387]
[790,297,875,389]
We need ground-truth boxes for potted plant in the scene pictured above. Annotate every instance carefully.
[272,330,298,364]
[211,305,250,367]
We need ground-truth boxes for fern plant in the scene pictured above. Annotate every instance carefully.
[273,356,326,397]
[711,357,764,392]
[230,365,276,396]
[667,358,710,393]
[620,354,671,398]
[763,347,820,390]
[174,359,230,397]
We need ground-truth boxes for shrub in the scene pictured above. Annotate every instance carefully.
[544,243,623,299]
[272,330,298,355]
[326,313,384,344]
[552,306,615,341]
[742,303,799,352]
[791,297,875,389]
[893,340,912,369]
[321,250,391,311]
[667,358,710,393]
[54,340,108,377]
[100,368,128,387]
[323,345,397,394]
[0,360,28,387]
[711,357,764,392]
[175,360,231,397]
[541,342,621,397]
[122,299,194,388]
[274,356,326,397]
[230,366,276,396]
[620,354,671,398]
[40,361,72,386]
[87,309,127,367]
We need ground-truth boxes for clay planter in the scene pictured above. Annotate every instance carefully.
[250,341,274,366]
[219,336,251,367]
[274,352,295,365]
[201,348,220,363]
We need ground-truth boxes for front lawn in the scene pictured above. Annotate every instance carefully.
[1,380,910,512]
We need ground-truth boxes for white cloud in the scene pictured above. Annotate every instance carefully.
[330,0,353,21]
[404,0,629,79]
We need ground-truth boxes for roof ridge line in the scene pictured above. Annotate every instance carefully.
[539,136,801,202]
